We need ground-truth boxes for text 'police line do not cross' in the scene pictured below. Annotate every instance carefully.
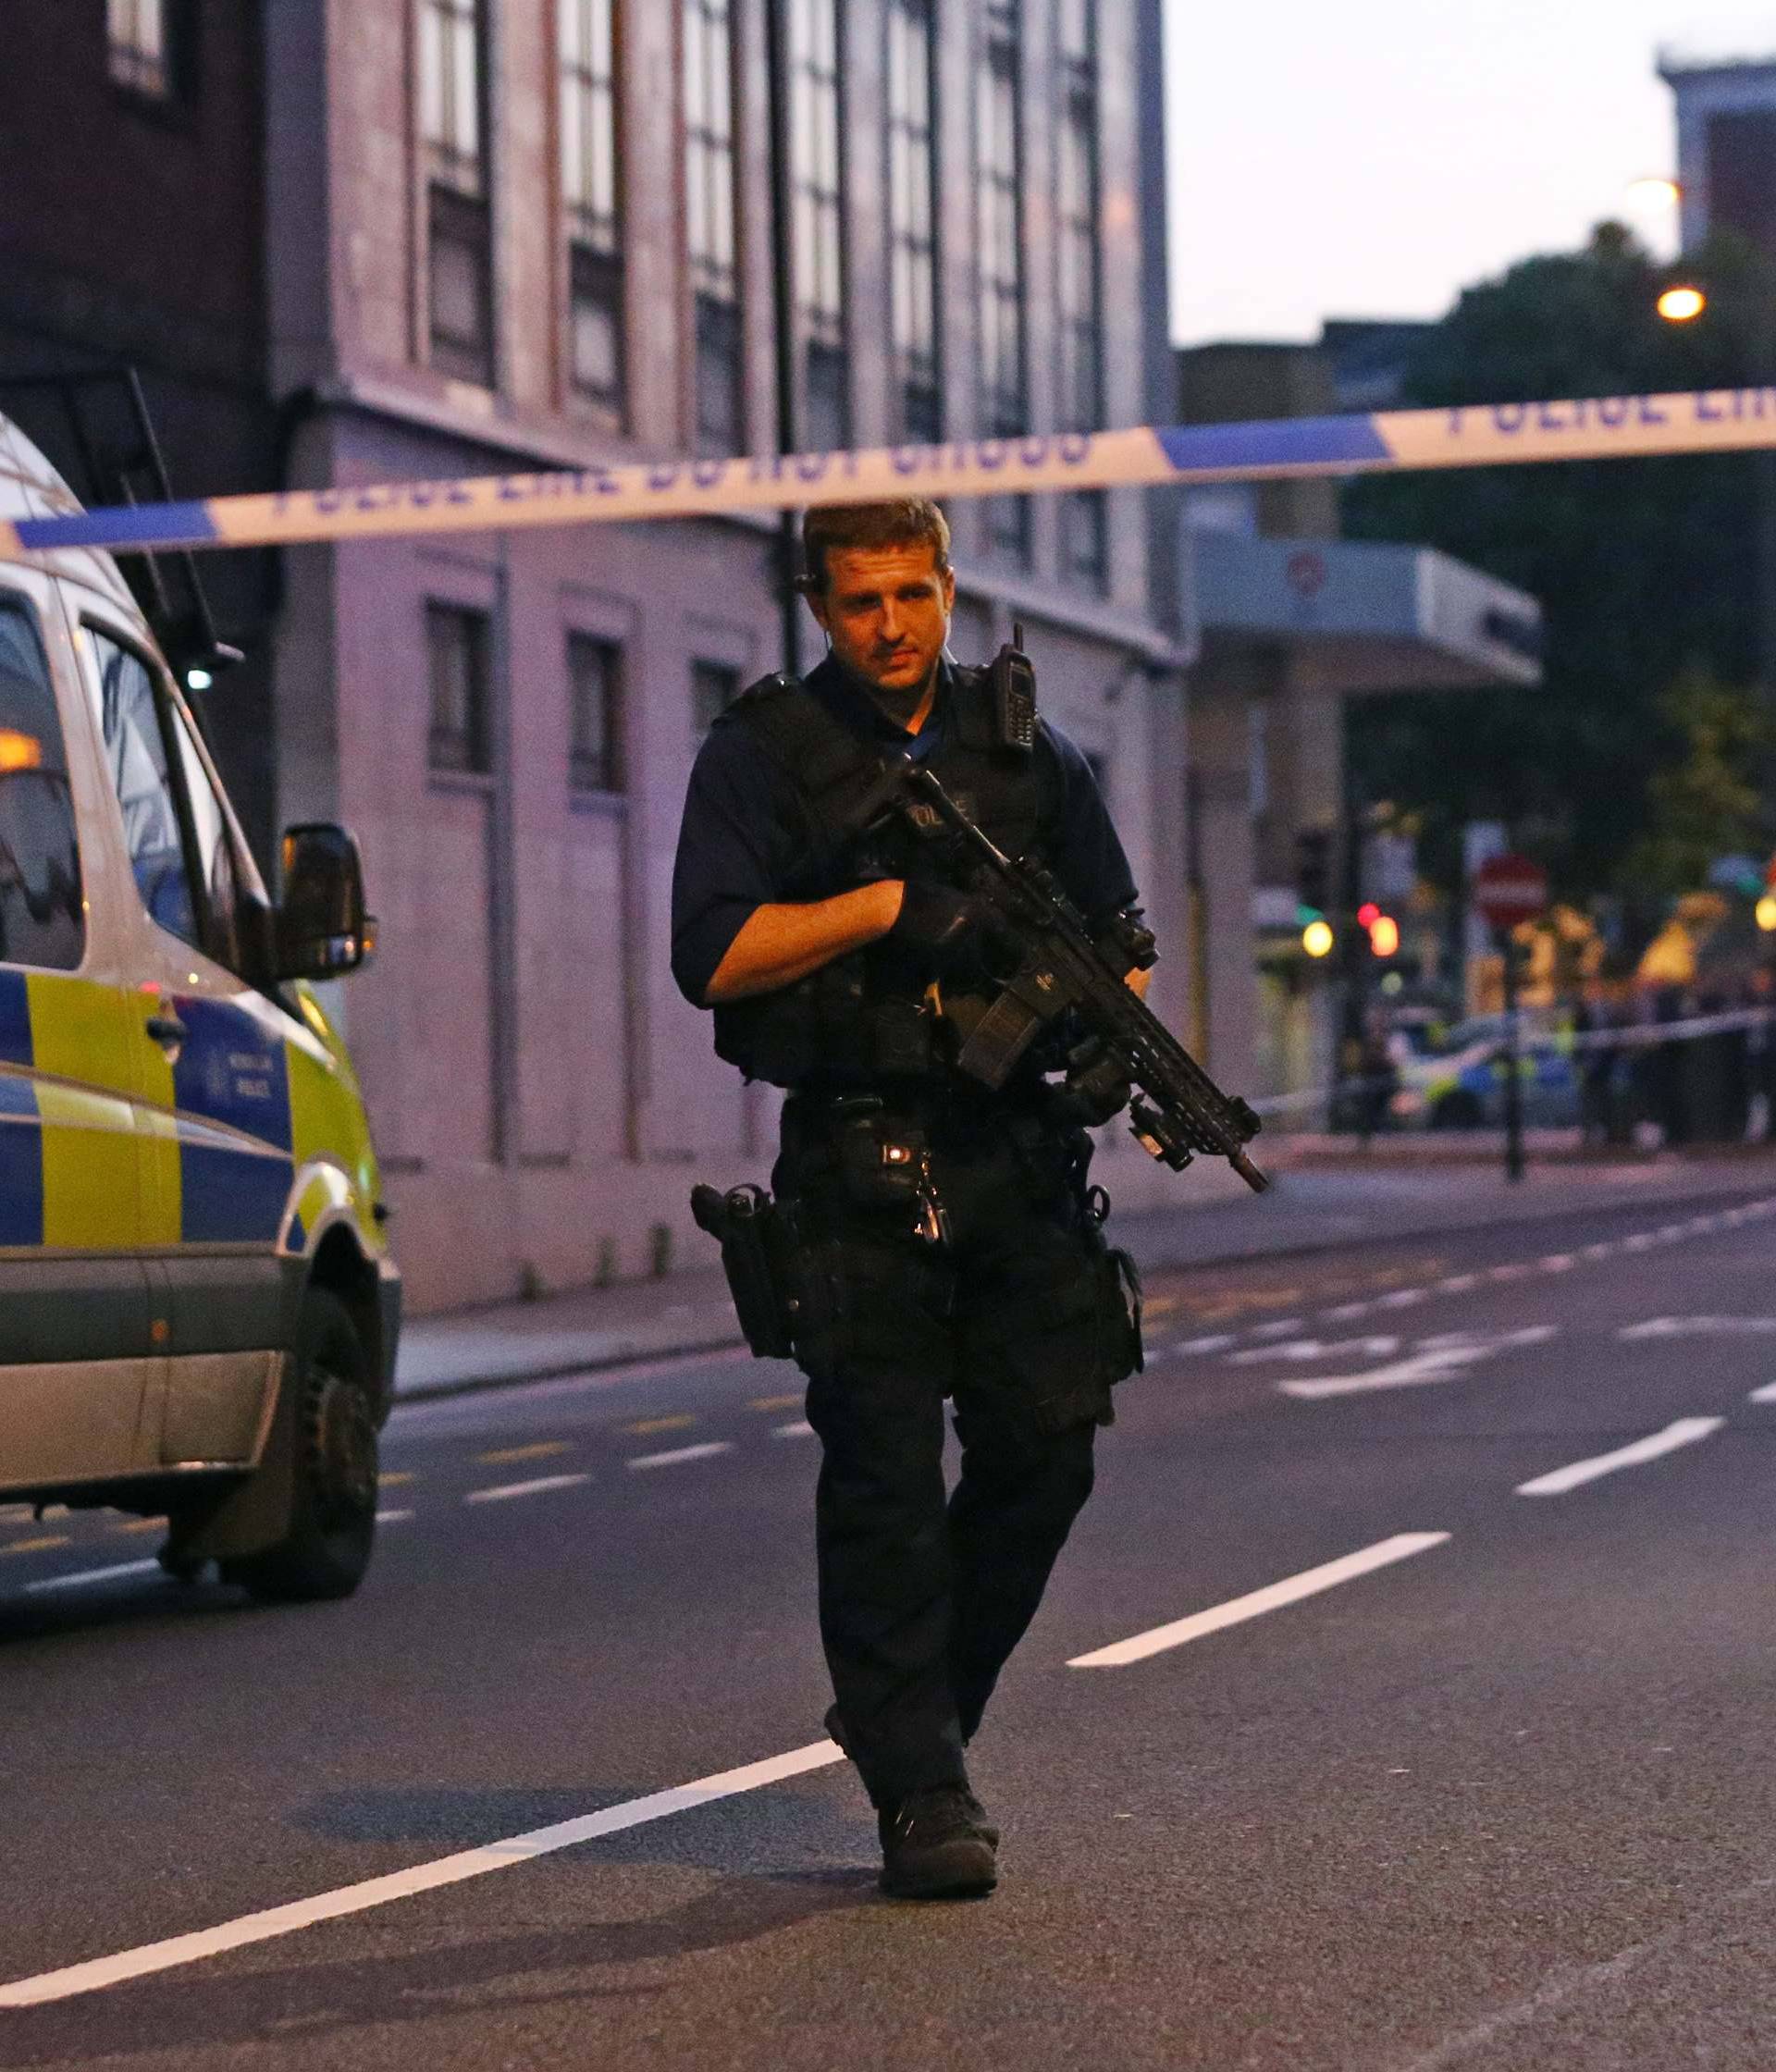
[9,386,1776,561]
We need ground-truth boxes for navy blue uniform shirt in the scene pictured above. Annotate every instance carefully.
[671,655,1140,1008]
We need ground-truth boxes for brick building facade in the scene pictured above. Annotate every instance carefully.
[1,0,1191,1312]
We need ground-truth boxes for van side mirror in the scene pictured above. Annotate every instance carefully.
[276,823,376,980]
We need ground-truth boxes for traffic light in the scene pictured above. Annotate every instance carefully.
[1294,828,1333,919]
[1301,919,1335,958]
[1368,913,1401,958]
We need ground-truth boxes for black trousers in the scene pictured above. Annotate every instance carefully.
[774,1090,1140,1810]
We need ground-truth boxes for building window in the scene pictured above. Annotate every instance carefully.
[1707,110,1776,257]
[421,0,494,385]
[886,0,941,444]
[561,0,625,415]
[1055,0,1103,436]
[691,659,741,734]
[567,634,624,794]
[1062,489,1108,593]
[792,0,849,451]
[978,0,1029,561]
[426,603,491,774]
[684,0,744,454]
[108,0,185,99]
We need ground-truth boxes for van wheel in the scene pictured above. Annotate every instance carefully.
[223,1289,378,1604]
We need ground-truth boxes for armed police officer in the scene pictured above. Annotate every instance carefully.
[672,498,1147,1900]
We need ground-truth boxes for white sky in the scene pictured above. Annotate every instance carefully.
[1163,2,1776,345]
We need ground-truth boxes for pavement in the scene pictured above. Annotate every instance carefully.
[9,1165,1776,2065]
[393,1142,1776,1397]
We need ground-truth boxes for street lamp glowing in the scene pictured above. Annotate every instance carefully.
[1658,285,1708,323]
[1368,914,1401,958]
[1301,919,1335,959]
[1628,177,1683,208]
[1757,894,1776,932]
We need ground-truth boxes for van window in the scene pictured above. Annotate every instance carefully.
[164,697,241,970]
[86,630,242,971]
[0,596,84,971]
[88,630,196,945]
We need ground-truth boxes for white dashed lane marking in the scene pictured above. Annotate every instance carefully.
[1143,1196,1776,1364]
[1514,1417,1724,1498]
[1619,1316,1776,1341]
[463,1474,591,1506]
[1276,1327,1558,1401]
[772,1421,816,1440]
[1748,1381,1776,1404]
[1068,1533,1451,1669]
[1227,1336,1400,1366]
[626,1442,733,1472]
[19,1560,162,1596]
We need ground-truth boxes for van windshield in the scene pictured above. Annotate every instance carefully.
[0,594,83,972]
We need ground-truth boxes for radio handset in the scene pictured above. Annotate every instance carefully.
[988,620,1037,753]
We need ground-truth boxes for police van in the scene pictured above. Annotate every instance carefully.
[0,401,397,1602]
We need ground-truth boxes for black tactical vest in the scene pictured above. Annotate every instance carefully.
[711,660,1062,1091]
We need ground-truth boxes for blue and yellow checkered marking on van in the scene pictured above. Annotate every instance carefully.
[8,971,144,1251]
[0,1067,43,1248]
[0,969,31,1067]
[0,971,303,1252]
[168,996,293,1244]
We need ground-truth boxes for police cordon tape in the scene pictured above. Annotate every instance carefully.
[1248,1005,1776,1120]
[9,386,1776,561]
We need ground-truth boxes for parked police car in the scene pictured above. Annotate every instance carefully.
[0,407,397,1602]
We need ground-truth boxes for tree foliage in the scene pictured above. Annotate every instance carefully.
[1344,223,1772,911]
[1623,664,1769,895]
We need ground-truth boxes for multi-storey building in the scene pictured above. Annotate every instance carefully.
[1658,44,1776,263]
[1,0,1189,1310]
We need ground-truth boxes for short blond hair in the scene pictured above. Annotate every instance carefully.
[799,499,952,596]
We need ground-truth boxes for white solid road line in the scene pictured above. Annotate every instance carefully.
[462,1473,590,1505]
[1514,1417,1725,1498]
[0,1738,845,2011]
[626,1441,733,1471]
[1067,1532,1450,1669]
[19,1560,161,1596]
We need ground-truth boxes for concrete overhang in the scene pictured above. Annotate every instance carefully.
[1190,532,1543,695]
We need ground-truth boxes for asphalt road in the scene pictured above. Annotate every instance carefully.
[6,1184,1776,2069]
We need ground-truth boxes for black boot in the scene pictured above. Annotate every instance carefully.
[877,1785,999,1899]
[825,1704,1000,1846]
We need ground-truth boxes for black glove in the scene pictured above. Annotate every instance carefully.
[891,880,1016,982]
[1053,1036,1133,1127]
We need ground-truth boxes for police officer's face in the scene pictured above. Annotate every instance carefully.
[809,542,956,700]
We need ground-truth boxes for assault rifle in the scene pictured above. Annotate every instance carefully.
[864,758,1270,1194]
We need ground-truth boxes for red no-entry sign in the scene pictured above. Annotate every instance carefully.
[1473,853,1548,931]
